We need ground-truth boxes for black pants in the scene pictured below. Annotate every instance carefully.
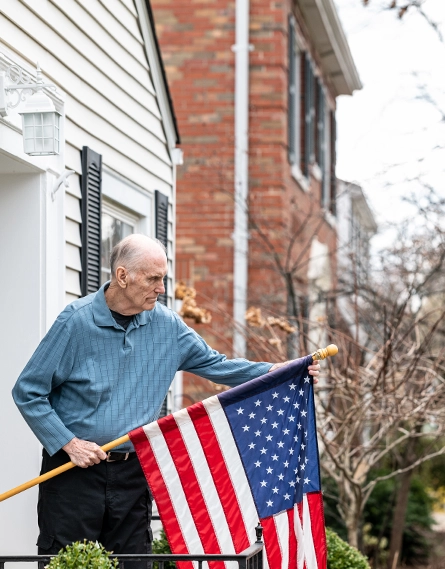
[37,449,152,563]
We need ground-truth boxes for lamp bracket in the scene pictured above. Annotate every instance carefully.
[0,63,57,116]
[52,170,75,201]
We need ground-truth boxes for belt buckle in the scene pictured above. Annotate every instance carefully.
[106,452,129,462]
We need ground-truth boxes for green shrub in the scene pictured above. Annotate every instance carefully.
[152,530,176,569]
[45,540,119,569]
[326,528,370,569]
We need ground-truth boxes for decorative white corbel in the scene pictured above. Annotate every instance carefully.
[52,169,75,201]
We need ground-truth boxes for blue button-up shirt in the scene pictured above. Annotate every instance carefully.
[12,284,272,455]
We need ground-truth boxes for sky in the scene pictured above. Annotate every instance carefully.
[332,0,445,239]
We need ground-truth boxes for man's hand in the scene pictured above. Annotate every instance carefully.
[63,437,107,468]
[269,359,321,383]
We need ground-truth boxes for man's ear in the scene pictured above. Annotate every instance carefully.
[115,267,128,288]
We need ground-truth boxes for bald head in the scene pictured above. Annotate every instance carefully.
[110,234,166,280]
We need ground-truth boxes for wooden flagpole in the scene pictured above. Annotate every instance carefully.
[0,344,338,503]
[0,435,130,503]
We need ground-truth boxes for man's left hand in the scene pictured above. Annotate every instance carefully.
[269,359,320,383]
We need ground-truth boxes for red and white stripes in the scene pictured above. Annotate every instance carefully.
[129,395,326,569]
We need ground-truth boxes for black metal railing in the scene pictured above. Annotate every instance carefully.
[0,543,263,569]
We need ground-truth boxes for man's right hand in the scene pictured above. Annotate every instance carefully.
[63,437,107,468]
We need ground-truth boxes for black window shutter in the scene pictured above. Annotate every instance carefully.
[288,16,296,165]
[155,189,169,306]
[80,146,102,297]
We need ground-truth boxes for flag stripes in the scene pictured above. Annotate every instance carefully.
[130,357,326,569]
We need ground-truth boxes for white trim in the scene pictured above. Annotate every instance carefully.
[102,200,139,228]
[291,164,310,192]
[297,0,362,96]
[134,0,177,152]
[102,169,153,236]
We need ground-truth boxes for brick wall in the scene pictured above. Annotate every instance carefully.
[151,0,338,404]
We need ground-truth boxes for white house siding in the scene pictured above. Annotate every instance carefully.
[0,0,175,306]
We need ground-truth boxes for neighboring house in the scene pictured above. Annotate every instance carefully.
[336,180,377,343]
[150,0,361,402]
[0,0,179,554]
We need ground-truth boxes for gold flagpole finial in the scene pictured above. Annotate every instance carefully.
[311,344,338,360]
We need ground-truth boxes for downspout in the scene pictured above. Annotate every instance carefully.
[233,0,250,357]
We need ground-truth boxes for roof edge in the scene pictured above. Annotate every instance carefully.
[299,0,362,96]
[135,0,180,147]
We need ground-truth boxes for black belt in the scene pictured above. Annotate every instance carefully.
[106,451,136,462]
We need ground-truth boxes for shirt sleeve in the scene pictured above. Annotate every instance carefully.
[176,317,272,386]
[12,312,77,456]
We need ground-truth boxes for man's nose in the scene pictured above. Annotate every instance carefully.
[156,279,166,294]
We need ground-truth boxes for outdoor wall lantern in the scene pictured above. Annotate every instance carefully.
[0,62,61,156]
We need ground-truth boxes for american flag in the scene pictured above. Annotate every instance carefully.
[129,355,326,569]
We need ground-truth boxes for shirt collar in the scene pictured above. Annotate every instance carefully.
[92,282,154,328]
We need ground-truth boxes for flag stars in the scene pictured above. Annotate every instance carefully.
[272,487,279,494]
[283,428,290,435]
[289,480,296,487]
[236,407,244,415]
[299,389,304,396]
[277,441,285,449]
[283,396,290,403]
[267,500,274,507]
[277,409,285,416]
[304,376,311,383]
[266,435,273,442]
[272,422,278,429]
[301,410,307,417]
[272,392,279,399]
[289,416,295,422]
[242,425,250,432]
[260,447,267,455]
[301,443,306,450]
[266,467,273,474]
[272,454,279,461]
[304,478,310,485]
[283,461,289,468]
[284,493,291,500]
[266,405,273,411]
[301,464,306,471]
[261,418,267,424]
[255,430,261,437]
[248,443,255,450]
[278,474,284,481]
[293,402,300,409]
[254,461,261,467]
[289,448,294,455]
[249,412,256,419]
[296,476,301,483]
[289,383,296,390]
[255,400,261,407]
[297,423,302,429]
[260,480,267,487]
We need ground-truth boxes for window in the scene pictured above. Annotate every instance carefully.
[101,202,138,285]
[288,16,301,167]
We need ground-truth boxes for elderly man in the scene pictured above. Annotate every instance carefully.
[13,234,319,559]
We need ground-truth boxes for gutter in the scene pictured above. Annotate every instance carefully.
[232,0,251,357]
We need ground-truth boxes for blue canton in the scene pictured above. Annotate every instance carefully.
[222,358,320,518]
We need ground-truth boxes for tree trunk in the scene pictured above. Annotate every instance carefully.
[387,437,418,569]
[387,468,413,569]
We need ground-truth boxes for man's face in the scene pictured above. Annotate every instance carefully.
[124,251,168,312]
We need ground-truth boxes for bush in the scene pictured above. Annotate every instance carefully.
[326,528,370,569]
[45,540,119,569]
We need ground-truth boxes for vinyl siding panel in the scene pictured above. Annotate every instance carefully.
[0,0,174,303]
